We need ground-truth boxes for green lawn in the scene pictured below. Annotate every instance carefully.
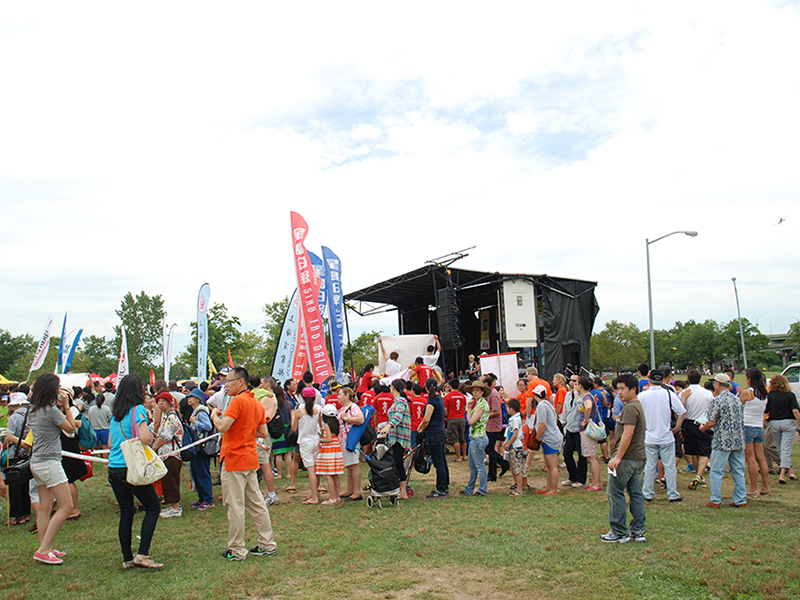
[3,442,800,600]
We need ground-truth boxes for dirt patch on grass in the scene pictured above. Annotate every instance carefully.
[253,565,550,600]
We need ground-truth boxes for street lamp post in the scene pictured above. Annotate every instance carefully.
[647,231,699,370]
[732,277,748,370]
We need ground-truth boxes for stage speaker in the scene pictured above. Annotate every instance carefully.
[436,286,462,348]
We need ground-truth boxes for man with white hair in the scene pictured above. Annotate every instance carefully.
[699,373,747,508]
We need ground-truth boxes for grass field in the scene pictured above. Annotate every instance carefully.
[3,440,800,600]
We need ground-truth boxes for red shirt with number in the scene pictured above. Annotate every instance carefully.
[443,391,467,420]
[372,392,394,425]
[409,395,427,431]
[359,389,375,408]
[325,392,341,411]
[412,364,433,386]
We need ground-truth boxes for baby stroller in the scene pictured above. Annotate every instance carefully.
[362,436,401,509]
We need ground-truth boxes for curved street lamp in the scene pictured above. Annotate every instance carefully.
[647,231,699,370]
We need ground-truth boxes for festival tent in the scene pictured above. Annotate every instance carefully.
[344,261,598,381]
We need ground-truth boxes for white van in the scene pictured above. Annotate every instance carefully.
[780,363,800,400]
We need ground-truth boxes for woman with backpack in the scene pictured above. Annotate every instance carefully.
[152,392,183,518]
[187,388,214,510]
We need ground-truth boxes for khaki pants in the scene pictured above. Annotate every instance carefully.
[220,464,276,559]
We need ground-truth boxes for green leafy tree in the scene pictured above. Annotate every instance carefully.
[261,297,291,373]
[673,319,723,370]
[6,336,63,382]
[70,335,119,376]
[344,330,382,376]
[590,321,646,374]
[112,291,166,377]
[173,303,245,378]
[232,330,269,374]
[717,318,769,370]
[0,329,36,376]
[785,320,800,355]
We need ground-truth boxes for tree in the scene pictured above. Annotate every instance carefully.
[785,321,800,355]
[261,297,291,373]
[673,319,723,371]
[5,336,62,382]
[717,318,769,370]
[590,321,646,374]
[173,303,245,378]
[344,331,382,375]
[232,330,268,374]
[0,329,36,376]
[70,335,118,376]
[112,291,166,376]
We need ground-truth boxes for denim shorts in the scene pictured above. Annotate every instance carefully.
[744,425,764,444]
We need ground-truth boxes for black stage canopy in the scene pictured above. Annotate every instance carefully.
[345,264,599,381]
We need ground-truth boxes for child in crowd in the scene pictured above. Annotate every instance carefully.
[503,398,528,496]
[292,387,322,505]
[317,405,344,505]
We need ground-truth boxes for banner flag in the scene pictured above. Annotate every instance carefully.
[292,317,308,381]
[117,326,129,383]
[322,246,345,382]
[56,313,67,375]
[308,251,328,317]
[290,211,333,384]
[29,313,55,376]
[227,348,234,368]
[271,288,300,384]
[150,369,156,388]
[208,357,217,378]
[197,283,210,382]
[163,323,176,381]
[62,328,83,374]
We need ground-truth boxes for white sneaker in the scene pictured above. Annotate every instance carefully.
[264,493,279,506]
[160,506,182,518]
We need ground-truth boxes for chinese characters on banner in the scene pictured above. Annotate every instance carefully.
[290,211,333,384]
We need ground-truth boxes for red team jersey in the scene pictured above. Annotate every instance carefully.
[324,393,341,411]
[409,395,427,431]
[359,389,375,408]
[443,391,467,420]
[372,392,394,425]
[412,364,433,385]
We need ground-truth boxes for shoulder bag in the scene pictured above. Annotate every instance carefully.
[119,409,167,486]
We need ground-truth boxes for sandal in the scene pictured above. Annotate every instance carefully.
[285,486,297,493]
[132,555,164,570]
[122,560,136,570]
[301,498,319,505]
[321,498,339,505]
[509,489,522,496]
[317,488,327,493]
[585,485,603,491]
[344,495,363,501]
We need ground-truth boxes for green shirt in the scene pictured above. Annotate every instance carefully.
[469,397,490,438]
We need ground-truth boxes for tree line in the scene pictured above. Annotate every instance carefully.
[0,291,380,382]
[590,317,797,374]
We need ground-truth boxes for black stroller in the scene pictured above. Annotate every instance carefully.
[363,437,401,508]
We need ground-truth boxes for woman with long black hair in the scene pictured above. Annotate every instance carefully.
[28,373,76,565]
[417,378,450,499]
[741,367,770,497]
[107,373,163,569]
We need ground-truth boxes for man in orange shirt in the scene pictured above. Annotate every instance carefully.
[553,374,568,417]
[526,366,552,406]
[211,367,277,561]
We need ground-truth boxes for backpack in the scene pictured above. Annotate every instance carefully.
[77,414,98,450]
[193,407,219,457]
[267,409,285,440]
[178,420,197,461]
[413,434,431,474]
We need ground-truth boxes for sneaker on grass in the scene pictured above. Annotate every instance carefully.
[33,551,64,565]
[250,546,276,556]
[222,549,243,561]
[632,533,647,542]
[600,532,631,543]
[160,506,182,518]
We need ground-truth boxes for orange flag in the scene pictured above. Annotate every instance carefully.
[228,348,234,368]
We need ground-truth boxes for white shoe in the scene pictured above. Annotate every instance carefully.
[160,506,182,518]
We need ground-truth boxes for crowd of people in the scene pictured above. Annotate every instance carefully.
[2,345,799,566]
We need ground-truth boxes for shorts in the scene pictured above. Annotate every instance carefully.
[604,417,616,432]
[682,420,712,457]
[340,437,360,467]
[447,419,466,445]
[744,426,764,444]
[298,441,320,468]
[95,429,109,445]
[30,459,68,489]
[29,477,40,503]
[509,448,528,476]
[257,438,272,465]
[579,430,598,458]
[542,442,559,456]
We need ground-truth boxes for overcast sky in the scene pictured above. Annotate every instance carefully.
[2,1,799,357]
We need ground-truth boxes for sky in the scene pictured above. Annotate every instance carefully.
[1,1,799,359]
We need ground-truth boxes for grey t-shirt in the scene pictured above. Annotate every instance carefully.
[29,404,66,464]
[88,404,112,430]
[535,400,564,449]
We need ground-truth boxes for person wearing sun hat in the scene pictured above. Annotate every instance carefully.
[460,379,491,497]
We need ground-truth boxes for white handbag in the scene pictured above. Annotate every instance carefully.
[119,409,167,486]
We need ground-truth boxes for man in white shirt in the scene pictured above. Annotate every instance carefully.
[422,335,442,373]
[639,369,686,502]
[680,369,715,490]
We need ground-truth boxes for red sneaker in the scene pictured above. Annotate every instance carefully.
[33,551,63,565]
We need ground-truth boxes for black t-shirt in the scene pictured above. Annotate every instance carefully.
[766,391,799,421]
